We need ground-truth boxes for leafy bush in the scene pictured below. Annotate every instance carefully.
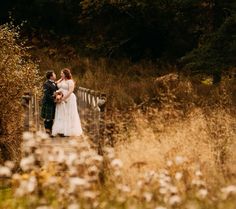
[0,24,39,164]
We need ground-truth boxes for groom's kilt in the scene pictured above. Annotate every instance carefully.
[41,103,55,120]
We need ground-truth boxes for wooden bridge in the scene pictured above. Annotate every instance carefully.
[0,87,108,192]
[22,87,107,154]
[0,87,107,190]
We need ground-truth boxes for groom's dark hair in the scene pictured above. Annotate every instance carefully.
[46,71,54,79]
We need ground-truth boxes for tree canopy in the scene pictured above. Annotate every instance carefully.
[1,0,235,76]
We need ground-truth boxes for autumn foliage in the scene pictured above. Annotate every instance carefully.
[0,24,39,164]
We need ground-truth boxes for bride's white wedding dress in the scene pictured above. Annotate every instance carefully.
[52,79,83,136]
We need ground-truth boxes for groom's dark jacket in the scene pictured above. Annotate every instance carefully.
[41,80,58,120]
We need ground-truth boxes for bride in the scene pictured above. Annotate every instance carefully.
[52,68,83,137]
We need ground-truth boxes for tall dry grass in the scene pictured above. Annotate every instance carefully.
[108,74,236,191]
[114,107,236,185]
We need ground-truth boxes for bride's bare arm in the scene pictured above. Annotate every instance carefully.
[62,80,74,101]
[56,78,63,84]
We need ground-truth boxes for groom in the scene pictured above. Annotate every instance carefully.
[41,71,58,135]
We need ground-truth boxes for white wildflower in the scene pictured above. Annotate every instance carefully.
[221,185,236,199]
[159,169,169,176]
[67,204,80,209]
[169,186,178,194]
[175,172,183,181]
[195,170,203,177]
[80,151,91,159]
[23,140,38,152]
[12,173,21,181]
[168,195,181,205]
[117,184,131,193]
[48,153,56,162]
[68,140,80,147]
[104,147,115,159]
[44,176,58,186]
[36,206,53,209]
[103,147,114,154]
[117,196,126,203]
[0,166,12,177]
[83,191,97,200]
[74,158,85,166]
[36,131,49,139]
[175,156,185,165]
[143,192,153,202]
[197,188,208,199]
[91,155,103,163]
[69,177,88,187]
[88,166,99,175]
[66,153,78,166]
[59,188,66,195]
[69,177,90,193]
[147,170,157,177]
[55,149,66,163]
[107,152,115,159]
[15,176,37,197]
[159,179,169,187]
[167,160,173,167]
[23,132,34,140]
[111,159,123,169]
[76,142,89,150]
[20,155,35,171]
[93,201,99,208]
[114,170,122,177]
[15,187,25,197]
[159,187,168,195]
[122,185,131,193]
[4,161,15,169]
[27,176,37,193]
[137,180,143,188]
[221,185,236,194]
[158,171,170,183]
[69,167,78,176]
[191,179,206,187]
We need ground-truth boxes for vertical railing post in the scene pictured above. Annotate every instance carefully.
[22,93,31,131]
[34,94,39,131]
[94,91,100,145]
[98,93,106,155]
[90,90,95,141]
[28,93,33,132]
[81,88,85,122]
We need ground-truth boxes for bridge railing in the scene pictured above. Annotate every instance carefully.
[77,87,106,154]
[22,92,42,132]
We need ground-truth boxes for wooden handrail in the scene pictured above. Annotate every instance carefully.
[77,87,107,154]
[77,87,106,112]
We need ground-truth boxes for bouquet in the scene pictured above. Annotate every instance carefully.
[53,90,64,103]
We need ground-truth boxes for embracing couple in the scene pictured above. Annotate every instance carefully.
[40,68,83,137]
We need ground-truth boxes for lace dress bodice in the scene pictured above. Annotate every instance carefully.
[57,80,73,95]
